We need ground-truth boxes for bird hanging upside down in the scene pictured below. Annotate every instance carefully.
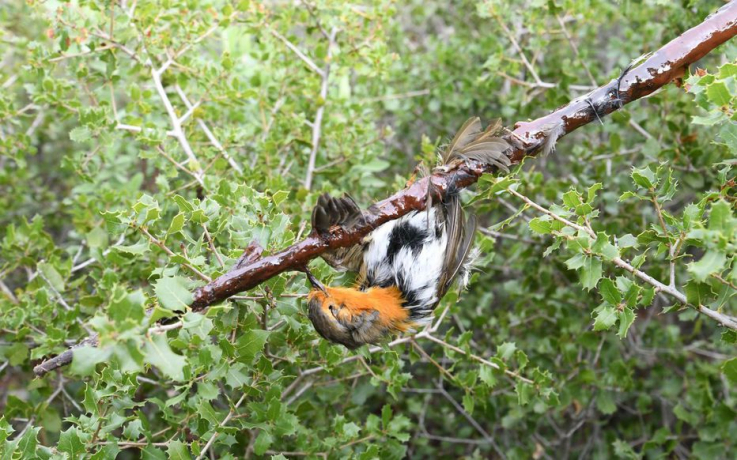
[305,117,511,349]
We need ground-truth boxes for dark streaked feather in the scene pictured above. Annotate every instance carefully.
[313,194,367,272]
[438,212,477,299]
[442,117,483,162]
[444,118,512,172]
[436,117,507,298]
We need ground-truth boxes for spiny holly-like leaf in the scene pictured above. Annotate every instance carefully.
[617,308,636,339]
[722,358,737,384]
[144,334,187,381]
[594,306,617,331]
[580,256,603,290]
[688,250,727,282]
[167,440,192,460]
[58,427,89,458]
[599,278,622,305]
[154,276,193,312]
[236,330,270,363]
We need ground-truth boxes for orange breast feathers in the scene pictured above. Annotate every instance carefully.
[307,286,412,331]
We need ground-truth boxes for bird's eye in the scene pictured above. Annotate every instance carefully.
[329,305,338,317]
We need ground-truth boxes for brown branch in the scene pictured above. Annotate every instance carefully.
[33,3,737,377]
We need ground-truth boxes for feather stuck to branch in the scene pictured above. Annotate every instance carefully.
[34,3,737,377]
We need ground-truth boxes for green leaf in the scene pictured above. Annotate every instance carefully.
[580,256,602,290]
[594,306,617,331]
[70,126,92,143]
[58,427,88,458]
[719,122,737,153]
[479,365,498,388]
[612,439,639,459]
[631,166,657,189]
[587,183,602,203]
[599,278,622,305]
[631,252,647,269]
[687,250,727,282]
[617,234,639,249]
[86,226,109,248]
[342,422,361,438]
[462,392,475,414]
[173,195,195,212]
[593,233,619,260]
[706,81,731,106]
[673,403,698,425]
[71,346,112,376]
[167,213,186,236]
[596,392,617,415]
[253,430,273,456]
[565,253,586,270]
[154,276,193,312]
[237,330,270,363]
[496,342,516,360]
[272,190,289,206]
[5,426,40,459]
[108,288,146,326]
[722,330,737,344]
[617,308,636,339]
[144,334,186,381]
[38,261,65,292]
[684,280,714,306]
[707,200,734,232]
[225,363,251,389]
[721,358,737,384]
[529,217,552,234]
[167,440,191,460]
[113,239,148,255]
[515,382,533,406]
[562,190,582,208]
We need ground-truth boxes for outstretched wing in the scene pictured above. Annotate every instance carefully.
[435,117,510,298]
[311,193,367,273]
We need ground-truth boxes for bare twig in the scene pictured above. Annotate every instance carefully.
[150,62,203,176]
[304,27,338,190]
[270,29,325,77]
[174,85,243,173]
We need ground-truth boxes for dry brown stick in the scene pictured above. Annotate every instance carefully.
[33,3,737,377]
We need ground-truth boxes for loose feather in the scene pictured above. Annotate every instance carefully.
[539,121,565,157]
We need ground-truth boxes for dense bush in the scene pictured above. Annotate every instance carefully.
[1,0,735,458]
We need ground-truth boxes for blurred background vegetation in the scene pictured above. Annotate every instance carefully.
[1,0,735,458]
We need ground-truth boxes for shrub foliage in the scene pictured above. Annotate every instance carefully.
[0,0,735,458]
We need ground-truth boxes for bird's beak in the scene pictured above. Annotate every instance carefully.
[304,266,328,295]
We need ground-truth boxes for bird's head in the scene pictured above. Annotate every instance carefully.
[304,268,409,349]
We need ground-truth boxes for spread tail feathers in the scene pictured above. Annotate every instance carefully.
[442,117,512,172]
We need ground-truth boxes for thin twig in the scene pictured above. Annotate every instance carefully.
[196,393,247,460]
[174,85,243,173]
[304,27,338,190]
[270,29,325,77]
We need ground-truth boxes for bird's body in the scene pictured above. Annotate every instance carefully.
[307,118,511,348]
